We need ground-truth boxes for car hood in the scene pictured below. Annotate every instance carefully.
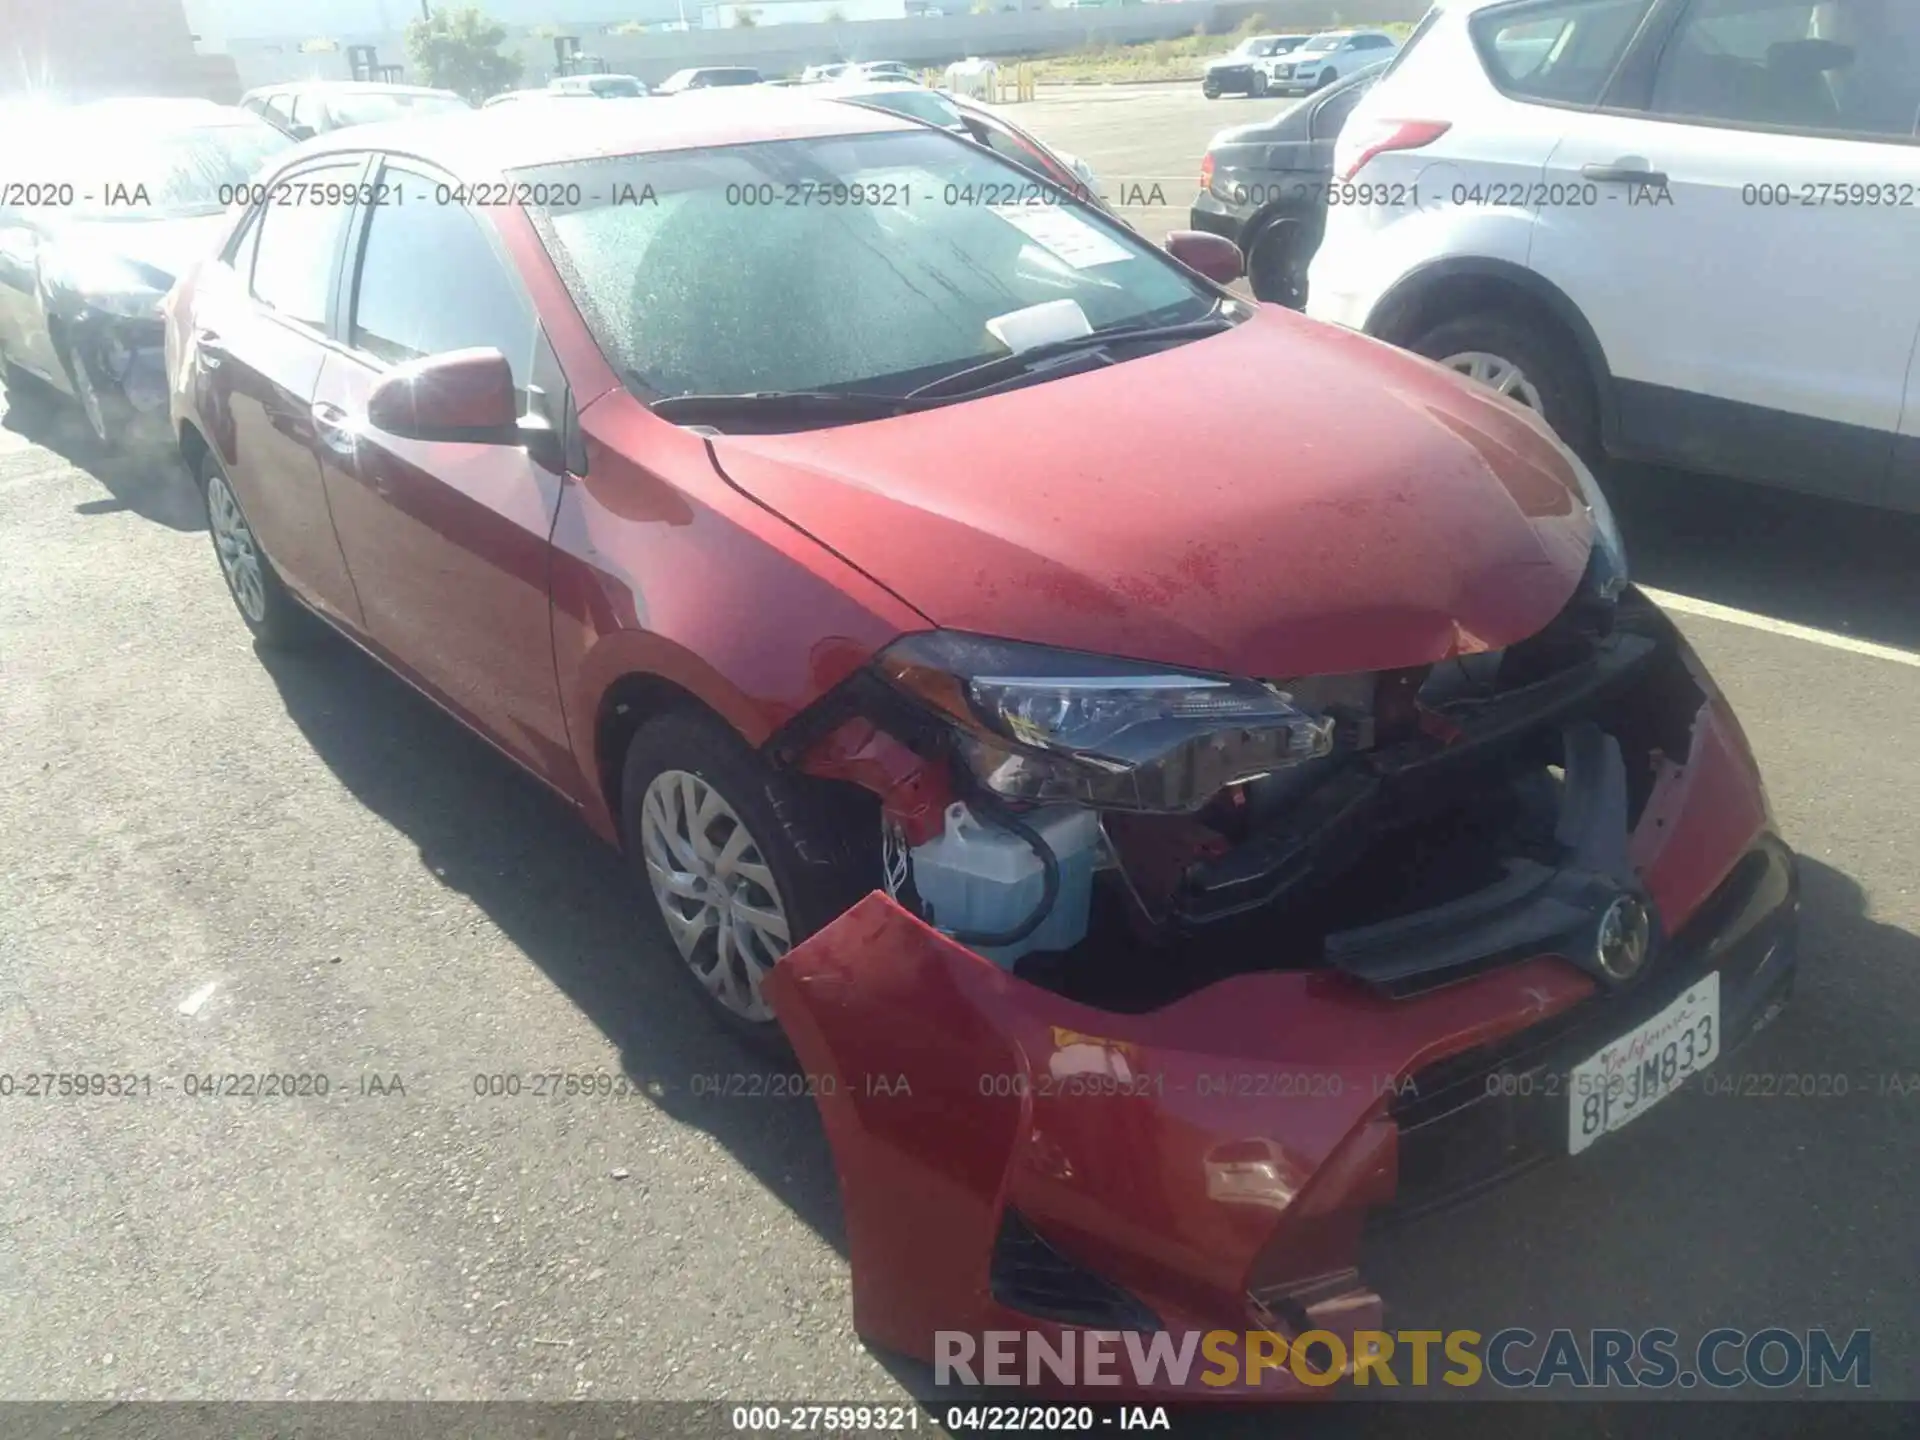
[705,308,1598,681]
[59,213,234,288]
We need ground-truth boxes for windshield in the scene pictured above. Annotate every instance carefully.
[526,128,1214,401]
[326,91,467,126]
[590,77,646,97]
[49,117,294,219]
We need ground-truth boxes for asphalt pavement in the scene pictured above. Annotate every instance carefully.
[1,84,1917,1424]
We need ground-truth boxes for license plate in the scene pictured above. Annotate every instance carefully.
[1568,972,1719,1155]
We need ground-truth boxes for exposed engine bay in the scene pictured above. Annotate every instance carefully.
[776,567,1707,1012]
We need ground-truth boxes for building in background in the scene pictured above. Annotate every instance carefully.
[0,0,238,99]
[703,0,910,26]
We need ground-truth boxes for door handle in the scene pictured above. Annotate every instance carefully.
[195,327,226,369]
[310,400,359,456]
[1582,160,1668,187]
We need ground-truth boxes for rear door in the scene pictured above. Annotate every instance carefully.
[310,161,578,790]
[1530,0,1920,502]
[196,159,367,626]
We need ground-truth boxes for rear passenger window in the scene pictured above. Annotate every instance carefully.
[1473,0,1655,104]
[249,163,359,328]
[1650,0,1920,138]
[1312,78,1376,138]
[347,169,536,384]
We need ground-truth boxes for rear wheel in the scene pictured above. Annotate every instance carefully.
[201,450,310,647]
[1410,311,1599,458]
[621,710,877,1054]
[1247,216,1310,309]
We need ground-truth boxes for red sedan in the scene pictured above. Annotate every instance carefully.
[165,91,1797,1396]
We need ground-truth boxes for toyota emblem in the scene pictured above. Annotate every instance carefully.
[1595,895,1653,982]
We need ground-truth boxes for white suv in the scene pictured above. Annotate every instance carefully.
[1269,30,1402,95]
[1306,0,1920,510]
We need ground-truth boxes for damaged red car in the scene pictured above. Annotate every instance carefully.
[166,93,1798,1397]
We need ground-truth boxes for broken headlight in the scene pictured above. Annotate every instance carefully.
[876,631,1335,814]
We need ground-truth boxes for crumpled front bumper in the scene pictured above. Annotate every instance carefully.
[764,682,1797,1399]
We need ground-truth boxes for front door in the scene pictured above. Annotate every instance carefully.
[311,162,578,792]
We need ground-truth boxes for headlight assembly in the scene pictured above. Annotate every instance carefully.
[876,631,1336,814]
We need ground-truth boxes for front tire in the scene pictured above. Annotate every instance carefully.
[621,710,876,1054]
[1250,71,1268,97]
[200,450,310,647]
[1316,68,1338,90]
[1410,311,1599,458]
[66,350,129,454]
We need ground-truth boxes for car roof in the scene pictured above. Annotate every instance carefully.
[68,99,264,132]
[278,86,914,176]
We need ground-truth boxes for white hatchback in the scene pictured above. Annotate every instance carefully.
[1306,0,1920,510]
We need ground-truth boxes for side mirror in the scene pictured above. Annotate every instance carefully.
[367,347,519,444]
[287,122,317,141]
[1163,229,1245,286]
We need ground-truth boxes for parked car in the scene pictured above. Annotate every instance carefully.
[1267,28,1400,94]
[655,66,763,93]
[550,73,649,98]
[0,102,293,450]
[241,81,468,140]
[818,78,970,133]
[799,63,853,83]
[945,91,1109,212]
[165,88,1793,1396]
[1190,61,1387,305]
[851,61,918,83]
[483,89,588,108]
[1200,33,1306,98]
[1307,0,1920,510]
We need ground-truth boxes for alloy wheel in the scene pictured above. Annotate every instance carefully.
[639,769,792,1022]
[1440,349,1546,414]
[206,470,268,624]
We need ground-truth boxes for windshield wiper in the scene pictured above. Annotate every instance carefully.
[904,313,1236,402]
[647,388,935,428]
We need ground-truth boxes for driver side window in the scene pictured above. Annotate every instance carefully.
[347,168,537,395]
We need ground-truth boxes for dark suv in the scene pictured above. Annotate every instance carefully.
[1189,61,1386,307]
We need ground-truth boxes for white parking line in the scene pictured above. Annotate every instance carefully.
[1643,586,1920,670]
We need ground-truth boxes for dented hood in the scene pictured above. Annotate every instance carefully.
[706,308,1597,679]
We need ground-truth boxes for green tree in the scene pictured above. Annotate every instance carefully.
[405,7,523,100]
